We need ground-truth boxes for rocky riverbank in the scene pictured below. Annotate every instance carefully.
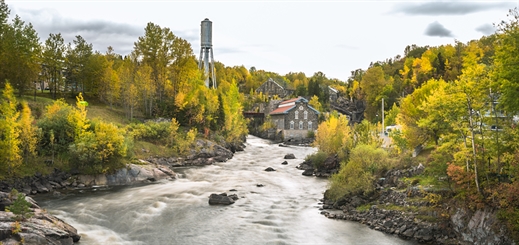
[0,138,240,195]
[0,191,81,244]
[310,163,516,245]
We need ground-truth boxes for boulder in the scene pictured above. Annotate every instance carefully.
[0,192,81,244]
[208,193,235,205]
[302,169,314,176]
[284,154,296,159]
[281,161,288,165]
[264,167,276,172]
[414,227,433,242]
[33,182,48,194]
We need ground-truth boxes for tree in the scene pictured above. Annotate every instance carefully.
[313,112,353,160]
[495,8,519,114]
[42,33,66,99]
[0,83,21,175]
[397,78,446,149]
[17,101,39,164]
[309,95,323,112]
[134,22,186,111]
[65,35,93,94]
[360,66,392,121]
[0,15,41,95]
[221,81,248,143]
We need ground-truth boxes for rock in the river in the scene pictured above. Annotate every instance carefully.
[256,184,264,187]
[208,193,235,205]
[284,154,296,159]
[281,161,288,165]
[264,167,276,172]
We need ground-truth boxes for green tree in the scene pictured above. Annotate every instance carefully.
[0,15,41,95]
[360,66,392,121]
[42,33,66,99]
[65,35,93,94]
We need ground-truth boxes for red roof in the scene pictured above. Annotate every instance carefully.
[270,105,295,115]
[279,97,298,105]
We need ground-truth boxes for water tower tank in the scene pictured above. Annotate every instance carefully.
[201,18,212,48]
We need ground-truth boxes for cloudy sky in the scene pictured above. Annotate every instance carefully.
[6,0,518,81]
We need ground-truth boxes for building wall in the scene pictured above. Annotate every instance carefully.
[271,101,318,139]
[256,79,286,98]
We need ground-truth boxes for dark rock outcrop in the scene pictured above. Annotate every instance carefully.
[281,161,288,165]
[208,193,236,205]
[314,155,340,177]
[451,208,515,245]
[264,167,276,172]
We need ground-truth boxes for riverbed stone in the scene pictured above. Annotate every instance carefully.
[264,167,276,172]
[208,193,235,205]
[284,154,296,159]
[281,161,288,165]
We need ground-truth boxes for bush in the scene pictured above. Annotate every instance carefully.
[37,100,76,155]
[69,120,129,174]
[305,151,329,169]
[327,144,389,200]
[128,121,170,143]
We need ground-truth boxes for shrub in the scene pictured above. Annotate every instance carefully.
[69,120,128,174]
[37,99,76,155]
[327,144,389,200]
[305,151,328,169]
[128,121,170,143]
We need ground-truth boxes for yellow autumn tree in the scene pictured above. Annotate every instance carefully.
[313,112,353,160]
[17,102,39,164]
[0,82,21,175]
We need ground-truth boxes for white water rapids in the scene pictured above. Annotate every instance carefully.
[35,135,419,245]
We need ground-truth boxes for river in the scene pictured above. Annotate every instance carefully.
[35,135,418,245]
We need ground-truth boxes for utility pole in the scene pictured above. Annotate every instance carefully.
[382,98,385,135]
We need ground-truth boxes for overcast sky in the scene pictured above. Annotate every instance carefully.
[6,0,518,81]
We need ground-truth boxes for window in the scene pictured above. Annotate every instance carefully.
[290,121,294,129]
[295,111,299,119]
[304,111,308,119]
[299,121,303,129]
[308,121,313,130]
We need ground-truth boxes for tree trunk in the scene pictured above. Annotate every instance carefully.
[467,98,481,194]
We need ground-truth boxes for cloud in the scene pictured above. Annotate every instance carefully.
[394,2,513,16]
[424,21,453,37]
[12,8,143,55]
[476,23,496,35]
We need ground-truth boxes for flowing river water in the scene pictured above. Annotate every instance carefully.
[34,135,419,245]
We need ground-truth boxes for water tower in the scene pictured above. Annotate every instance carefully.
[199,18,216,88]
